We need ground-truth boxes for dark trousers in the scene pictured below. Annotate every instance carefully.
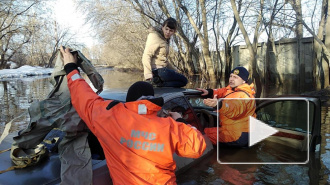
[219,132,249,148]
[153,68,188,88]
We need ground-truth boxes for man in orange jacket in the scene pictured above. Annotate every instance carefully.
[60,46,206,184]
[197,66,256,147]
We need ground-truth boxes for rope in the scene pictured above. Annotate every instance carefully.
[0,148,10,154]
[0,163,29,174]
[0,148,30,174]
[0,111,30,174]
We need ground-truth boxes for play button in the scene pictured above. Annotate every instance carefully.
[249,116,278,147]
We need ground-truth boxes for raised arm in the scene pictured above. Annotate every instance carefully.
[61,46,112,133]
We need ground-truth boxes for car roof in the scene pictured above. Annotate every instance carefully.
[99,87,200,102]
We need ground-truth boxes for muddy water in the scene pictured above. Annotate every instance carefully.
[320,107,330,184]
[0,68,329,184]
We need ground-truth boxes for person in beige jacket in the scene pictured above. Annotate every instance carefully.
[142,17,188,87]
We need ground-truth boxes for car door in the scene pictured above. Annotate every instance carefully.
[256,96,321,153]
[184,93,322,163]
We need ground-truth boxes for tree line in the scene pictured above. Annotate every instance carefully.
[1,0,329,95]
[0,0,82,70]
[78,0,329,95]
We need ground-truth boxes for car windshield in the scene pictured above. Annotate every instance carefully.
[188,97,210,109]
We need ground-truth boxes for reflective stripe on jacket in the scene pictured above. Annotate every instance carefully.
[67,70,206,185]
[204,83,256,144]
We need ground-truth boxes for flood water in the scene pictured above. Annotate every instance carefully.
[0,68,330,185]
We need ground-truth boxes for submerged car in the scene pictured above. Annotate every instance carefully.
[0,87,322,184]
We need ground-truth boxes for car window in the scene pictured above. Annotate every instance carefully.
[257,100,314,134]
[188,97,213,110]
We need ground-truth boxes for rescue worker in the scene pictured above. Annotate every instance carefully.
[60,46,206,184]
[142,17,188,87]
[197,66,256,147]
[11,49,104,185]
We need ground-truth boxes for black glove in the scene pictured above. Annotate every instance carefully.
[153,76,162,84]
[152,69,163,84]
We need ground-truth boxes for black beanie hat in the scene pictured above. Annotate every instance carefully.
[126,81,154,102]
[231,67,249,82]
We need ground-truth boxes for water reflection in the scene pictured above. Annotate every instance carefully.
[93,68,144,89]
[0,78,53,133]
[320,107,330,184]
[0,68,144,133]
[177,148,313,185]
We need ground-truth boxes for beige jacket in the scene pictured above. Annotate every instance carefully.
[142,27,176,79]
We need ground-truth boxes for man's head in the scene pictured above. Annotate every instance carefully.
[229,67,249,88]
[162,17,177,39]
[126,81,154,102]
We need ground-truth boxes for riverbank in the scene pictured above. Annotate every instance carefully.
[0,65,52,79]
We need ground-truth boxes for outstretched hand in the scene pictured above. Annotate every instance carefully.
[60,46,77,65]
[203,95,218,108]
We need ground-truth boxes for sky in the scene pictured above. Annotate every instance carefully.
[52,0,97,47]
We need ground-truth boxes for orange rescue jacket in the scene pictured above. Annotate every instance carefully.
[204,83,256,144]
[67,70,206,185]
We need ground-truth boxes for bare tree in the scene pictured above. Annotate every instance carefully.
[222,0,242,83]
[22,15,79,68]
[75,0,327,91]
[174,0,216,81]
[263,0,285,88]
[286,0,305,89]
[230,0,263,97]
[77,0,148,69]
[312,0,330,89]
[282,0,329,89]
[211,0,223,80]
[0,0,39,69]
